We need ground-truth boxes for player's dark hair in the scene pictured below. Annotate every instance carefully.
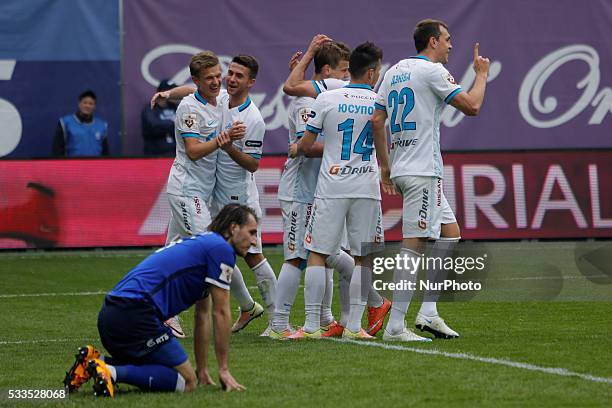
[314,41,351,73]
[189,51,220,77]
[79,90,96,101]
[414,19,449,53]
[232,55,259,79]
[348,42,383,78]
[208,204,258,237]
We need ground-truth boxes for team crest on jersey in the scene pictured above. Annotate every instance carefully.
[445,73,457,85]
[183,113,197,129]
[219,262,233,283]
[299,107,312,124]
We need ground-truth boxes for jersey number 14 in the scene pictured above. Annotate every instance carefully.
[338,119,373,161]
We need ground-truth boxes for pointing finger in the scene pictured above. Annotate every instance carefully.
[473,42,480,60]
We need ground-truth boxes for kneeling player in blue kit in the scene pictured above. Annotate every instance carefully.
[63,204,257,396]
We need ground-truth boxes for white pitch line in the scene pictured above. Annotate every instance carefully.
[329,338,612,385]
[0,338,90,346]
[0,286,280,299]
[0,290,107,299]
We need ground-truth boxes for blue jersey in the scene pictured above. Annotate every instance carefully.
[109,232,235,320]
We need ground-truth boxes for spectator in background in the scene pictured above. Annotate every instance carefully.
[53,90,109,157]
[142,80,178,156]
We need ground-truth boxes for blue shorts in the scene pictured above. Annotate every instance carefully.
[97,296,188,367]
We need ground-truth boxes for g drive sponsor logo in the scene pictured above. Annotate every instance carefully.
[329,164,376,176]
[418,188,429,230]
[146,332,170,348]
[180,201,192,231]
[287,210,298,251]
[375,210,384,243]
[391,138,418,149]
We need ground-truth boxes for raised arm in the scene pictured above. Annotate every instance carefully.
[449,43,490,116]
[151,85,196,109]
[283,34,331,98]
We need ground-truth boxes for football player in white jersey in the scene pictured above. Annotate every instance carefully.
[288,42,390,340]
[209,55,278,336]
[273,37,354,339]
[275,36,391,338]
[373,19,490,341]
[151,55,269,338]
[164,51,246,338]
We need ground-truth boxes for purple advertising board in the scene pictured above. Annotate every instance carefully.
[122,0,612,155]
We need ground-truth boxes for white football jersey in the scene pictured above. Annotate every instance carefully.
[307,83,381,200]
[213,94,265,205]
[375,56,462,179]
[166,90,224,199]
[277,96,312,202]
[312,78,347,96]
[278,79,349,203]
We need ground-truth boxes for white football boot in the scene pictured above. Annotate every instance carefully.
[382,327,432,342]
[415,312,459,339]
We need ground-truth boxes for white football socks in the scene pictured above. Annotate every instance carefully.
[419,237,459,317]
[303,265,326,333]
[386,248,420,334]
[251,259,277,321]
[346,265,371,333]
[367,285,384,308]
[326,250,354,327]
[320,267,335,327]
[229,265,255,311]
[272,262,302,332]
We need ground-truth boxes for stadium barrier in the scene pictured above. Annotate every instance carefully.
[0,151,610,249]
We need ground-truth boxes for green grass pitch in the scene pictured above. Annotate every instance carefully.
[0,242,611,407]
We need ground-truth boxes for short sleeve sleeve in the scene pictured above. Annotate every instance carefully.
[175,102,200,138]
[429,65,462,104]
[204,243,236,290]
[374,72,390,112]
[305,94,327,134]
[242,117,265,159]
[294,97,315,138]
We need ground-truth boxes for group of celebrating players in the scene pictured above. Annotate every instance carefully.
[63,18,490,397]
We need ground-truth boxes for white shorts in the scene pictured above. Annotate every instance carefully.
[304,197,384,257]
[210,197,263,254]
[393,175,457,239]
[166,194,213,244]
[280,200,311,261]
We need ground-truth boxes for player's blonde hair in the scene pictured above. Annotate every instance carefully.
[189,51,220,77]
